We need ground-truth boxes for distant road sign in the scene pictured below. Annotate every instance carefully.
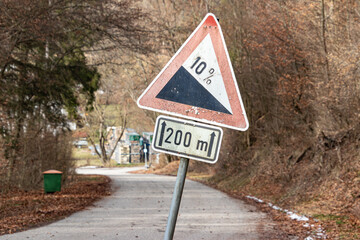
[137,13,248,131]
[152,116,223,164]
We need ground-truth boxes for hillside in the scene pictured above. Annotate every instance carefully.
[136,1,360,239]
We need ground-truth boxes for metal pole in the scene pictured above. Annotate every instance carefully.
[144,142,148,168]
[129,144,132,163]
[145,151,148,168]
[164,157,189,240]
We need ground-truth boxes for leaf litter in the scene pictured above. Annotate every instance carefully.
[0,175,111,235]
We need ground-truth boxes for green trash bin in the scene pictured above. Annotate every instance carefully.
[43,170,62,193]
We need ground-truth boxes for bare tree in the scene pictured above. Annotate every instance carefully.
[80,90,128,165]
[0,0,152,187]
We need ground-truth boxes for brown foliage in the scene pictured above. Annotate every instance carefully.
[0,127,73,191]
[194,1,360,237]
[212,0,360,186]
[0,174,111,235]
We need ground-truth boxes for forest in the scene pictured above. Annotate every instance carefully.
[1,0,360,238]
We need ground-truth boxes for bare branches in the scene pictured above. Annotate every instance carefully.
[0,0,152,186]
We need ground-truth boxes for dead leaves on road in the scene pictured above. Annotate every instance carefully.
[0,175,111,235]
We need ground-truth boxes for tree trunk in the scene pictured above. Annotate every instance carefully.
[321,0,331,82]
[7,118,23,184]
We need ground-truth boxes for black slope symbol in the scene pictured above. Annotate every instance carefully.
[156,66,231,114]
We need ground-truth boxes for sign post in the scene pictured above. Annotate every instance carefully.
[153,116,223,164]
[137,13,249,240]
[163,157,189,240]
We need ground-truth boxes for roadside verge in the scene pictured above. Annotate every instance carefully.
[0,175,111,236]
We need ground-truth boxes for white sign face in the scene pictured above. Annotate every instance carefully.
[137,13,249,131]
[152,116,223,164]
[182,34,232,114]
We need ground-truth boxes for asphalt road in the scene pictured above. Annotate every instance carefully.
[1,167,276,240]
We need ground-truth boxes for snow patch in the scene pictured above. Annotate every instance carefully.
[268,203,282,211]
[288,213,309,221]
[246,195,263,203]
[245,195,326,239]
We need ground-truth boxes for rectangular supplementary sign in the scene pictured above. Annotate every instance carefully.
[152,115,223,164]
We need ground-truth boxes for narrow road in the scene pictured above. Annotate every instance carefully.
[2,167,277,240]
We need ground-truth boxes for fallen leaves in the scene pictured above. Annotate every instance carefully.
[0,174,111,236]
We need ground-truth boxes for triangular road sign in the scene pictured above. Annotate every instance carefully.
[137,13,249,131]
